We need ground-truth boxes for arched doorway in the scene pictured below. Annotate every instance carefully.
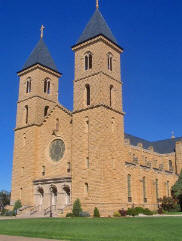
[63,186,70,205]
[37,186,44,209]
[50,185,57,210]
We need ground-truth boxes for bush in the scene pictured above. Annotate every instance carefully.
[66,212,74,217]
[72,199,82,217]
[143,208,153,215]
[93,207,100,217]
[158,207,163,214]
[119,209,127,217]
[79,211,90,217]
[113,211,121,217]
[13,200,22,215]
[159,196,176,212]
[127,208,138,216]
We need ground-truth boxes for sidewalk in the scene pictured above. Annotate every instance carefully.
[0,235,66,241]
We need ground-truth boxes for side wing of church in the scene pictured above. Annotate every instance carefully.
[11,8,182,217]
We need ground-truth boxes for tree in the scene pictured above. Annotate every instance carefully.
[0,191,10,213]
[172,170,182,211]
[93,207,100,217]
[159,196,176,212]
[72,199,82,217]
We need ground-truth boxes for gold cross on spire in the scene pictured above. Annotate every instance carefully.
[40,25,45,39]
[96,0,99,9]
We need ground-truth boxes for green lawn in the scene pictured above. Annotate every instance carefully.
[0,217,182,241]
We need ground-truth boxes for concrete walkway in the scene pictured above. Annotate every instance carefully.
[0,235,66,241]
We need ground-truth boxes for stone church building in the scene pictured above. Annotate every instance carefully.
[11,7,182,216]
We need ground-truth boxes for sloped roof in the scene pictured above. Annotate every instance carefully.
[22,38,59,73]
[125,133,182,154]
[77,9,117,45]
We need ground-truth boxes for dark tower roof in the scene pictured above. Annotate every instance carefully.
[77,9,117,45]
[22,38,59,73]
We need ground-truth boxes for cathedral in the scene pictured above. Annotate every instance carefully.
[11,4,182,217]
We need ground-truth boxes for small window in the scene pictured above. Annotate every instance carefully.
[42,166,45,176]
[107,53,113,71]
[67,162,71,173]
[21,167,24,176]
[156,179,159,201]
[128,174,132,202]
[85,52,92,70]
[85,183,89,194]
[26,78,31,93]
[85,84,90,106]
[44,106,49,117]
[44,79,51,94]
[56,118,59,131]
[110,85,113,107]
[143,177,147,203]
[25,105,28,124]
[169,160,173,171]
[86,157,89,168]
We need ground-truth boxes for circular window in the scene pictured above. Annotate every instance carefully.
[49,139,65,162]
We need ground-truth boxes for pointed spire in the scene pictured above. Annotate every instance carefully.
[40,25,45,39]
[21,38,59,73]
[76,8,117,45]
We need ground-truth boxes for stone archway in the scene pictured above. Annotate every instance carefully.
[63,185,71,206]
[37,186,44,209]
[50,185,57,209]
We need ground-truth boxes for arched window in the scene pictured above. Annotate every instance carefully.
[156,179,159,201]
[44,106,49,117]
[85,52,92,70]
[110,85,113,107]
[166,181,170,197]
[86,157,89,168]
[107,53,113,71]
[169,160,173,171]
[44,79,51,94]
[42,166,45,176]
[143,177,147,203]
[26,78,31,93]
[128,174,132,202]
[85,84,90,106]
[85,183,89,194]
[25,105,28,124]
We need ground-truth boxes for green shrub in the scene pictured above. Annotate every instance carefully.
[79,211,90,217]
[135,207,145,214]
[93,207,100,217]
[72,199,82,217]
[143,208,153,215]
[13,200,22,215]
[66,212,74,217]
[113,211,121,217]
[127,208,138,216]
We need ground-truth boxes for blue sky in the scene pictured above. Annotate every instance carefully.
[0,0,182,191]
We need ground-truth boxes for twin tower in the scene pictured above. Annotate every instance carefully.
[11,9,125,215]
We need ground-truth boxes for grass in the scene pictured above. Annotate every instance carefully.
[0,217,182,241]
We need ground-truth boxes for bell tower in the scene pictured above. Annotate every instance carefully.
[71,6,125,214]
[11,29,61,205]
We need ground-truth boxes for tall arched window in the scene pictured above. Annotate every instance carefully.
[85,183,89,194]
[110,85,113,107]
[107,53,113,71]
[169,160,173,171]
[166,181,170,197]
[44,106,49,117]
[128,174,132,202]
[85,84,90,106]
[25,105,28,124]
[85,52,92,70]
[44,79,51,94]
[143,177,147,203]
[26,78,31,93]
[156,179,159,201]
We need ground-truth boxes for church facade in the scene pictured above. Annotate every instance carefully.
[11,8,182,216]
